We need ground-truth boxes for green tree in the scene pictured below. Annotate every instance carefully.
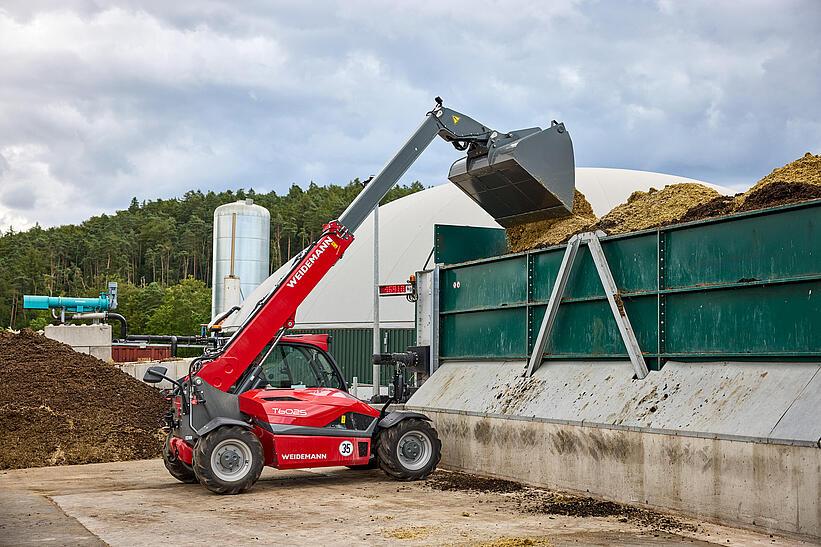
[116,281,166,334]
[146,277,211,335]
[0,179,424,329]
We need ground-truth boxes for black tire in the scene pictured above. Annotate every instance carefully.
[163,432,197,484]
[377,419,441,481]
[192,426,264,495]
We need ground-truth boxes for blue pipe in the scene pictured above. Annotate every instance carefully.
[23,295,111,312]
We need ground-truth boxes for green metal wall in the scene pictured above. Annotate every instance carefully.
[291,327,416,384]
[438,200,821,368]
[435,224,509,264]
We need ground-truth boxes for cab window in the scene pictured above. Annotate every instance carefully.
[258,345,343,390]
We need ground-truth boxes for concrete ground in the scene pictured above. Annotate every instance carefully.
[0,460,810,546]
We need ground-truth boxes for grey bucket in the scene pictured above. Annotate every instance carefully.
[448,122,575,228]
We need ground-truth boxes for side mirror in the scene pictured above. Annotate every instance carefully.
[143,366,168,384]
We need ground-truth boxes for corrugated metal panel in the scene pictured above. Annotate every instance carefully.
[291,327,416,384]
[437,199,821,365]
[112,345,172,363]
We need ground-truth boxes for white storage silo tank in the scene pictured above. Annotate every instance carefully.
[211,199,270,319]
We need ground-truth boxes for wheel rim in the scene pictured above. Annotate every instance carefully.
[210,439,253,482]
[397,430,433,471]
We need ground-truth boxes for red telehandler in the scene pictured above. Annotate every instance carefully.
[144,98,575,494]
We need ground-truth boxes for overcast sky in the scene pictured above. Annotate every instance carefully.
[1,1,819,230]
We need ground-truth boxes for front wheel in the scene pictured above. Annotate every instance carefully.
[192,426,264,495]
[377,419,441,481]
[163,432,197,484]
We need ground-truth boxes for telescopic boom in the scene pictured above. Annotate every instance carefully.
[197,98,575,391]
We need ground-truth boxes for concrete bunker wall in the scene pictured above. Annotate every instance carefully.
[423,408,820,539]
[411,202,821,539]
[44,324,112,362]
[407,360,821,540]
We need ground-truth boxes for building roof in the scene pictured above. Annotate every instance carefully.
[223,168,731,330]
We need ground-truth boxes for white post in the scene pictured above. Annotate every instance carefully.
[372,204,381,401]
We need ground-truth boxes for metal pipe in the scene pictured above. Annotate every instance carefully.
[24,294,112,312]
[124,334,205,345]
[116,343,204,349]
[69,311,127,340]
[372,203,381,402]
[106,312,128,340]
[70,312,106,320]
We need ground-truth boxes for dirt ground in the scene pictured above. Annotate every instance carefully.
[0,460,809,546]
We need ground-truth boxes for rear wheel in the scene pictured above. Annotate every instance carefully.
[192,426,264,495]
[377,419,441,480]
[163,432,197,484]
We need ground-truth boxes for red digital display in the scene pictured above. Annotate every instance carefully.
[378,283,413,296]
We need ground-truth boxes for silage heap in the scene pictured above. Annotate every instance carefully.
[507,190,597,252]
[736,152,821,211]
[505,153,821,252]
[0,329,167,470]
[596,183,720,235]
[682,152,821,222]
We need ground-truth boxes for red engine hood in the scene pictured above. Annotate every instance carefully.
[238,387,379,428]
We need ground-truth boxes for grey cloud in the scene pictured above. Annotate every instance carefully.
[0,0,819,229]
[0,184,37,210]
